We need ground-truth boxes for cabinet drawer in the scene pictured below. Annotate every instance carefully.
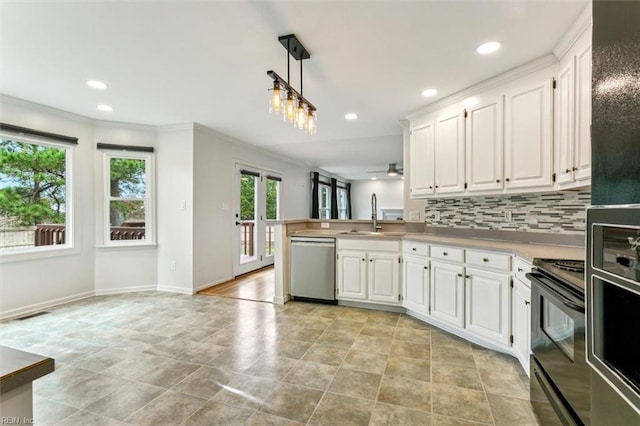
[466,249,511,272]
[403,241,429,257]
[337,239,399,252]
[513,256,532,285]
[431,245,464,262]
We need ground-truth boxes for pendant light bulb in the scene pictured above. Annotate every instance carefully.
[270,81,282,113]
[295,100,307,129]
[305,110,317,135]
[284,90,296,123]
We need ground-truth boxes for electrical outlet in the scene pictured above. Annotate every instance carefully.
[505,210,512,222]
[321,222,330,228]
[170,260,176,271]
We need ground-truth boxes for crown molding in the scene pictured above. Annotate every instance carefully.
[553,2,592,60]
[406,54,558,121]
[0,94,92,124]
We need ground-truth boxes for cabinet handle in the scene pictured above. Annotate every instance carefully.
[457,273,462,277]
[443,252,448,256]
[362,258,365,262]
[525,300,530,305]
[517,267,523,272]
[370,259,373,262]
[496,179,500,183]
[565,168,571,173]
[572,167,578,171]
[465,275,470,279]
[505,178,510,182]
[435,185,439,188]
[412,248,416,251]
[429,186,433,189]
[424,266,429,270]
[483,258,489,262]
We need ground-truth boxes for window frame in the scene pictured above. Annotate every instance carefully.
[0,132,74,259]
[102,149,155,247]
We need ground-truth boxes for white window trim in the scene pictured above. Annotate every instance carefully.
[101,149,155,247]
[0,132,75,261]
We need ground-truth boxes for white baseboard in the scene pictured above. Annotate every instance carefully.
[273,295,289,305]
[94,285,157,296]
[0,290,94,321]
[157,285,194,295]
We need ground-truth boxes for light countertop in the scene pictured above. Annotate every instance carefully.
[0,346,55,394]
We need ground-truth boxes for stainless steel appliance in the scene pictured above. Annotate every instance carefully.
[586,205,640,423]
[290,236,336,303]
[527,258,590,425]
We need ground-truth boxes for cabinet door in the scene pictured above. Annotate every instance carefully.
[504,78,553,189]
[574,36,592,182]
[403,255,429,314]
[465,97,504,192]
[556,58,575,185]
[512,277,531,373]
[368,252,400,304]
[435,108,466,195]
[430,261,465,327]
[410,122,436,197]
[337,251,367,300]
[465,267,510,345]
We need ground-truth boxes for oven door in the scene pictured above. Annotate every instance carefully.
[529,271,590,424]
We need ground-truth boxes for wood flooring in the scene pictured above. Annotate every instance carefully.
[198,266,275,303]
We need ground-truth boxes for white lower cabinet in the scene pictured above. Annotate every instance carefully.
[512,276,532,373]
[403,254,430,314]
[368,252,401,304]
[430,260,465,328]
[336,250,367,300]
[336,239,401,305]
[465,267,510,345]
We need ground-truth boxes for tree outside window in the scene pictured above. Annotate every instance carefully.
[0,138,70,250]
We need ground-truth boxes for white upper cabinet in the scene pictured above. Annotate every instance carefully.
[555,27,592,187]
[409,120,435,197]
[556,58,575,185]
[573,29,592,183]
[435,107,466,195]
[504,77,554,189]
[465,96,504,192]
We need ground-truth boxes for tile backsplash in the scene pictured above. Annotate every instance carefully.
[424,191,591,234]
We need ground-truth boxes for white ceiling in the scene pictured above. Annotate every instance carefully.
[1,0,587,180]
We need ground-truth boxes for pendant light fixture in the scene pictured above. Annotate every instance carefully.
[267,34,317,134]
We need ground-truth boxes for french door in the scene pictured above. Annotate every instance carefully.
[234,164,281,276]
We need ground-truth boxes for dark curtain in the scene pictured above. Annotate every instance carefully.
[311,172,320,218]
[346,183,352,219]
[330,178,339,219]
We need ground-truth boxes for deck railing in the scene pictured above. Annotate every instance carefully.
[240,221,275,257]
[34,223,145,246]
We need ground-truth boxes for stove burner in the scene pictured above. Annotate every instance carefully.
[554,260,585,273]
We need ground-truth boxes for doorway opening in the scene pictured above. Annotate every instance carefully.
[198,265,274,303]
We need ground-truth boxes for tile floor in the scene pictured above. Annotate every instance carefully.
[0,292,539,425]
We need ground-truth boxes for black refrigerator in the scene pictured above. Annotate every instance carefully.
[590,1,640,424]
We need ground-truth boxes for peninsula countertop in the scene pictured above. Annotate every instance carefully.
[0,345,55,394]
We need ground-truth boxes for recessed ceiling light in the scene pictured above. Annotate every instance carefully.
[345,113,358,120]
[87,80,108,90]
[463,97,479,107]
[97,104,113,112]
[421,88,438,97]
[476,41,501,55]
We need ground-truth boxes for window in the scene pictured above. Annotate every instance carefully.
[103,150,154,245]
[0,135,72,252]
[337,187,348,219]
[319,183,331,219]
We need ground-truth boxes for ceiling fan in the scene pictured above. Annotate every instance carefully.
[368,163,404,177]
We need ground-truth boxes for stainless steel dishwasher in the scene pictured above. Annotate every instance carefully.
[290,236,336,303]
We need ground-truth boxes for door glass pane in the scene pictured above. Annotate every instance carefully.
[542,297,575,361]
[240,173,257,264]
[265,177,279,256]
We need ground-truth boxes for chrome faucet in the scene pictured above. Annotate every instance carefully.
[371,193,381,232]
